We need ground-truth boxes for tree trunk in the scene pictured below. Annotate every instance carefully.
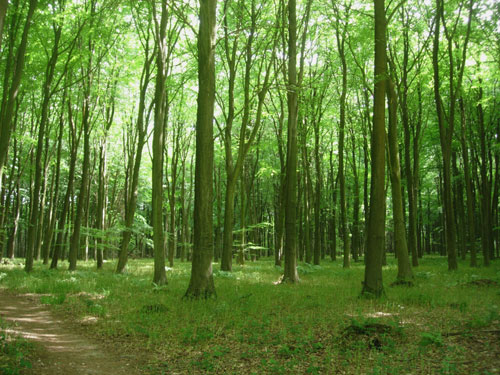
[334,13,350,270]
[0,0,37,189]
[222,180,236,269]
[350,130,360,263]
[313,119,322,266]
[151,0,169,285]
[362,0,386,298]
[184,0,217,298]
[281,0,300,284]
[329,150,338,261]
[51,99,79,269]
[477,85,491,266]
[0,0,7,50]
[95,141,107,269]
[387,78,413,284]
[68,94,91,271]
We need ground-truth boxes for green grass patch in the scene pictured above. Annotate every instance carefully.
[0,318,34,375]
[0,256,499,374]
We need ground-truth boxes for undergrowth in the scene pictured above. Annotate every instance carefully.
[0,318,33,375]
[0,255,499,374]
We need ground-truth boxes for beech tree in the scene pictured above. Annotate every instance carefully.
[362,0,386,297]
[184,0,217,299]
[281,0,300,284]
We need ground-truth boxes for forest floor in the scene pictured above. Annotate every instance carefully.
[0,255,499,374]
[0,291,147,375]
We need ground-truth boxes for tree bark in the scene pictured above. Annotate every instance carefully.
[42,108,64,265]
[68,104,90,271]
[387,78,413,284]
[350,130,360,263]
[0,0,37,214]
[477,84,491,266]
[362,0,386,298]
[0,0,7,51]
[184,0,217,298]
[151,1,168,285]
[282,0,300,284]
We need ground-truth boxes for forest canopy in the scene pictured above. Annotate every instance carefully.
[0,0,498,291]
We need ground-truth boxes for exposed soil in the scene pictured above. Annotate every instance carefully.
[0,291,144,375]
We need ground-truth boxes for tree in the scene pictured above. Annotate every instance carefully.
[0,0,38,199]
[151,0,169,286]
[184,0,217,299]
[362,0,386,298]
[387,77,413,284]
[432,0,472,271]
[0,0,7,50]
[332,2,351,269]
[281,0,300,284]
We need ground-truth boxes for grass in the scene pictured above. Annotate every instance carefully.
[0,255,499,374]
[0,318,34,375]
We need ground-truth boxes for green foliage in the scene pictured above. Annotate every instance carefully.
[40,294,66,305]
[419,331,444,347]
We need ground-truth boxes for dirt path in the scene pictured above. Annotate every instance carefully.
[0,292,143,375]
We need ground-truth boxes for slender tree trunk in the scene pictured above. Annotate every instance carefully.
[333,18,350,269]
[282,0,299,284]
[329,152,338,261]
[151,0,169,285]
[51,100,79,269]
[452,151,466,259]
[184,0,217,298]
[350,130,360,262]
[41,162,56,264]
[214,164,222,262]
[0,0,38,189]
[222,180,236,269]
[238,167,246,265]
[7,179,20,259]
[42,115,63,264]
[275,172,285,266]
[68,95,91,271]
[362,0,386,297]
[95,141,107,269]
[387,78,413,284]
[313,120,322,266]
[0,0,7,50]
[168,125,180,268]
[477,85,491,266]
[303,149,312,264]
